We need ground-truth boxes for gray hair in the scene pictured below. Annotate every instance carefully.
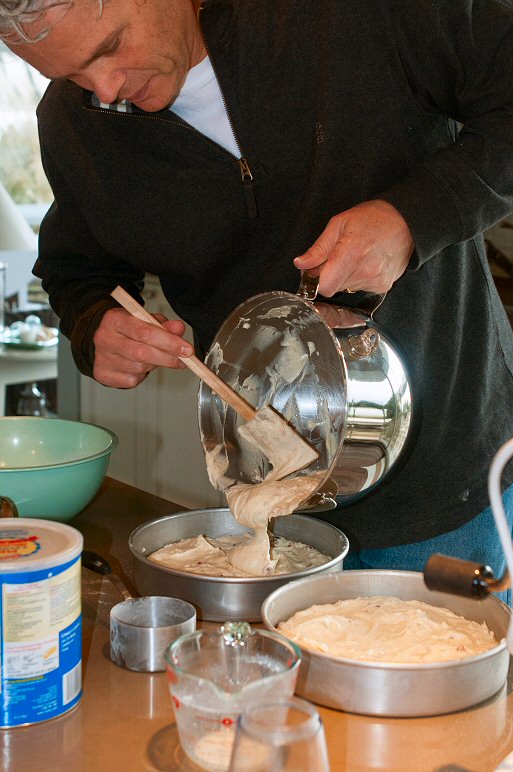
[0,0,103,44]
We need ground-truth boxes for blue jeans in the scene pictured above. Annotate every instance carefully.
[343,483,513,605]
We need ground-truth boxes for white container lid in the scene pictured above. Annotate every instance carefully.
[0,518,83,572]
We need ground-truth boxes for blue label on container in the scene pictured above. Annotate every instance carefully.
[0,554,82,727]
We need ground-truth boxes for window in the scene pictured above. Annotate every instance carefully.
[0,42,52,227]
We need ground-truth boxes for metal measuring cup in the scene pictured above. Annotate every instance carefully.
[82,550,196,672]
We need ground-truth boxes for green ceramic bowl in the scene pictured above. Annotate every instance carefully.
[0,417,118,522]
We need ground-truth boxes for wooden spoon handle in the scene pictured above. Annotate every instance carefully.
[111,286,256,421]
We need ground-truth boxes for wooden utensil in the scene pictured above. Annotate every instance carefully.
[111,286,318,479]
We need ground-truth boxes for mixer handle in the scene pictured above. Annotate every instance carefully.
[354,293,387,319]
[297,270,321,300]
[297,271,386,318]
[424,553,510,598]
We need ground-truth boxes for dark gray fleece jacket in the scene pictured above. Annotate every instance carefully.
[35,0,513,550]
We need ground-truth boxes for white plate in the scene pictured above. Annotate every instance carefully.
[0,334,58,350]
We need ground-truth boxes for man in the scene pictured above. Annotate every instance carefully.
[2,0,513,599]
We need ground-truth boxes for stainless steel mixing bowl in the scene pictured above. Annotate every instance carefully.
[198,291,412,511]
[261,570,511,717]
[129,508,349,622]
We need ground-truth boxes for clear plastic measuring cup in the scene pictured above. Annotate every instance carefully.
[164,622,301,771]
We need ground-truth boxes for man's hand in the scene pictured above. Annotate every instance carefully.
[294,200,414,296]
[92,308,194,388]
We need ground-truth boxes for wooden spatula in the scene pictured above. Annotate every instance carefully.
[110,286,318,479]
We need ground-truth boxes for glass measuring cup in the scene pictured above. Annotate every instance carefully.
[164,622,301,772]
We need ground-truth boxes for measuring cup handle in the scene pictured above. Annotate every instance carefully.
[82,550,133,601]
[297,271,387,320]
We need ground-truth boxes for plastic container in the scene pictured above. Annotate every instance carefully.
[0,518,83,726]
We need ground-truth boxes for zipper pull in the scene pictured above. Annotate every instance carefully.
[238,157,253,181]
[238,157,258,219]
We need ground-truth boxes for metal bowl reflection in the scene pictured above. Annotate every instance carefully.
[198,291,412,511]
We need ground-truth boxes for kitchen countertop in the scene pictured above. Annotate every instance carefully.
[2,477,513,772]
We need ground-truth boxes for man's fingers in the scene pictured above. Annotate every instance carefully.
[294,219,341,270]
[293,200,414,297]
[92,307,192,388]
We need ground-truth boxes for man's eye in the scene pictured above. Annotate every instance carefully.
[104,39,121,57]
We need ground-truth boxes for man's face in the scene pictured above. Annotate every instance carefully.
[9,0,205,111]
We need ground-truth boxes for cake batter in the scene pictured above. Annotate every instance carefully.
[278,595,498,663]
[148,532,330,578]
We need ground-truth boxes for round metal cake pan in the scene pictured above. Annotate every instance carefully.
[261,570,511,717]
[129,508,349,622]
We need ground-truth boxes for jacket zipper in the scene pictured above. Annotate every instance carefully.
[197,3,257,219]
[84,105,258,219]
[83,21,258,219]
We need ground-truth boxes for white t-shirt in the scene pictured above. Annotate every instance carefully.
[171,56,239,157]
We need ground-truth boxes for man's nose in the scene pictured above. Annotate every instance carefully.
[88,65,126,105]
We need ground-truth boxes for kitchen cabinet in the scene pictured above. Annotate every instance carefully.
[79,276,224,511]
